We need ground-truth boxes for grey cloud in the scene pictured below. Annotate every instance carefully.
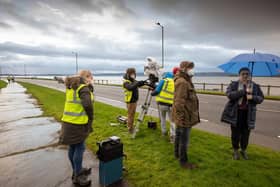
[0,0,280,74]
[135,0,280,51]
[0,21,13,29]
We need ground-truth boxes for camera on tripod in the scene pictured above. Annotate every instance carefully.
[131,57,163,138]
[143,57,162,88]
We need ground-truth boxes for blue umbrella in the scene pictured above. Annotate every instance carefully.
[218,51,280,77]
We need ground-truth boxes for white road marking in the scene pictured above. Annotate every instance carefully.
[96,96,124,104]
[259,108,280,113]
[200,119,209,122]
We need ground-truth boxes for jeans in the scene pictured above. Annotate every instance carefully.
[231,109,250,150]
[174,127,192,164]
[68,141,86,175]
[158,104,175,137]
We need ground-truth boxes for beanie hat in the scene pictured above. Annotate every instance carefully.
[172,67,180,75]
[180,61,194,70]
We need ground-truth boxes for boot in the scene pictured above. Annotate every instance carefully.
[128,127,135,134]
[72,172,91,186]
[240,150,249,160]
[233,149,240,160]
[180,162,198,169]
[72,168,92,180]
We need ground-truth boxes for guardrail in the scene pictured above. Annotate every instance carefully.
[94,79,280,96]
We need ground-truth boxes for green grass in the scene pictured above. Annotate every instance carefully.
[19,82,280,187]
[0,80,7,89]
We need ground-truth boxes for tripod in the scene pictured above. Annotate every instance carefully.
[132,88,154,138]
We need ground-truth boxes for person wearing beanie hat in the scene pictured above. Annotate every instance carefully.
[221,67,264,160]
[172,60,200,169]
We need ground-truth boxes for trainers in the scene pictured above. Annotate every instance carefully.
[73,173,91,186]
[233,149,240,160]
[72,168,92,180]
[240,150,249,160]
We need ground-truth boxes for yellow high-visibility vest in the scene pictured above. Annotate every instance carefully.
[61,84,94,125]
[122,79,133,103]
[156,78,174,105]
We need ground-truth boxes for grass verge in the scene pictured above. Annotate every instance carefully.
[0,80,7,89]
[19,82,280,187]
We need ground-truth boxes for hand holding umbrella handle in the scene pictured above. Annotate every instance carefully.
[247,94,253,100]
[246,87,252,94]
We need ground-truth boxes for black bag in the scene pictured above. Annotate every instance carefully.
[97,139,123,162]
[147,121,157,129]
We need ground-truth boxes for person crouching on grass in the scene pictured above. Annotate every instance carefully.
[172,61,200,169]
[221,67,264,160]
[60,70,94,186]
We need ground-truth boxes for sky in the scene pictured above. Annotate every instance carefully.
[0,0,279,75]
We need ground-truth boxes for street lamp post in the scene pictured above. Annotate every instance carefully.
[72,52,78,74]
[24,64,26,77]
[156,22,164,68]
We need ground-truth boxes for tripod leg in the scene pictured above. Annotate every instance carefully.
[132,89,153,138]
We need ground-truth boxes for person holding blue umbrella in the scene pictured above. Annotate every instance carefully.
[221,67,264,160]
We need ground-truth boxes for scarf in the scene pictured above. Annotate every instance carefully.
[238,81,253,105]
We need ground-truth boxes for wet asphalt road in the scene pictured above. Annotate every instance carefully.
[95,85,280,139]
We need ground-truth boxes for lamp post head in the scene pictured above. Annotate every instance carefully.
[156,22,163,27]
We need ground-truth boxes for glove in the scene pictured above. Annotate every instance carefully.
[151,90,157,96]
[137,80,145,87]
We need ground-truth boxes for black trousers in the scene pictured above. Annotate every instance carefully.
[174,127,191,164]
[231,109,250,150]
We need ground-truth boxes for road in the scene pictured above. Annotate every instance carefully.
[95,84,280,139]
[18,79,280,150]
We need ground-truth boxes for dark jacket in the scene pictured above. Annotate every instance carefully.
[172,72,200,127]
[221,81,264,129]
[123,74,143,103]
[59,77,94,145]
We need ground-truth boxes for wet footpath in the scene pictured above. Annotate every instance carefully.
[0,82,127,187]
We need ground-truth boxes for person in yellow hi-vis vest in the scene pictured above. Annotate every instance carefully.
[123,68,145,133]
[151,72,176,142]
[60,70,94,186]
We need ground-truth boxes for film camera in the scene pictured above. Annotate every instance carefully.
[143,57,162,88]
